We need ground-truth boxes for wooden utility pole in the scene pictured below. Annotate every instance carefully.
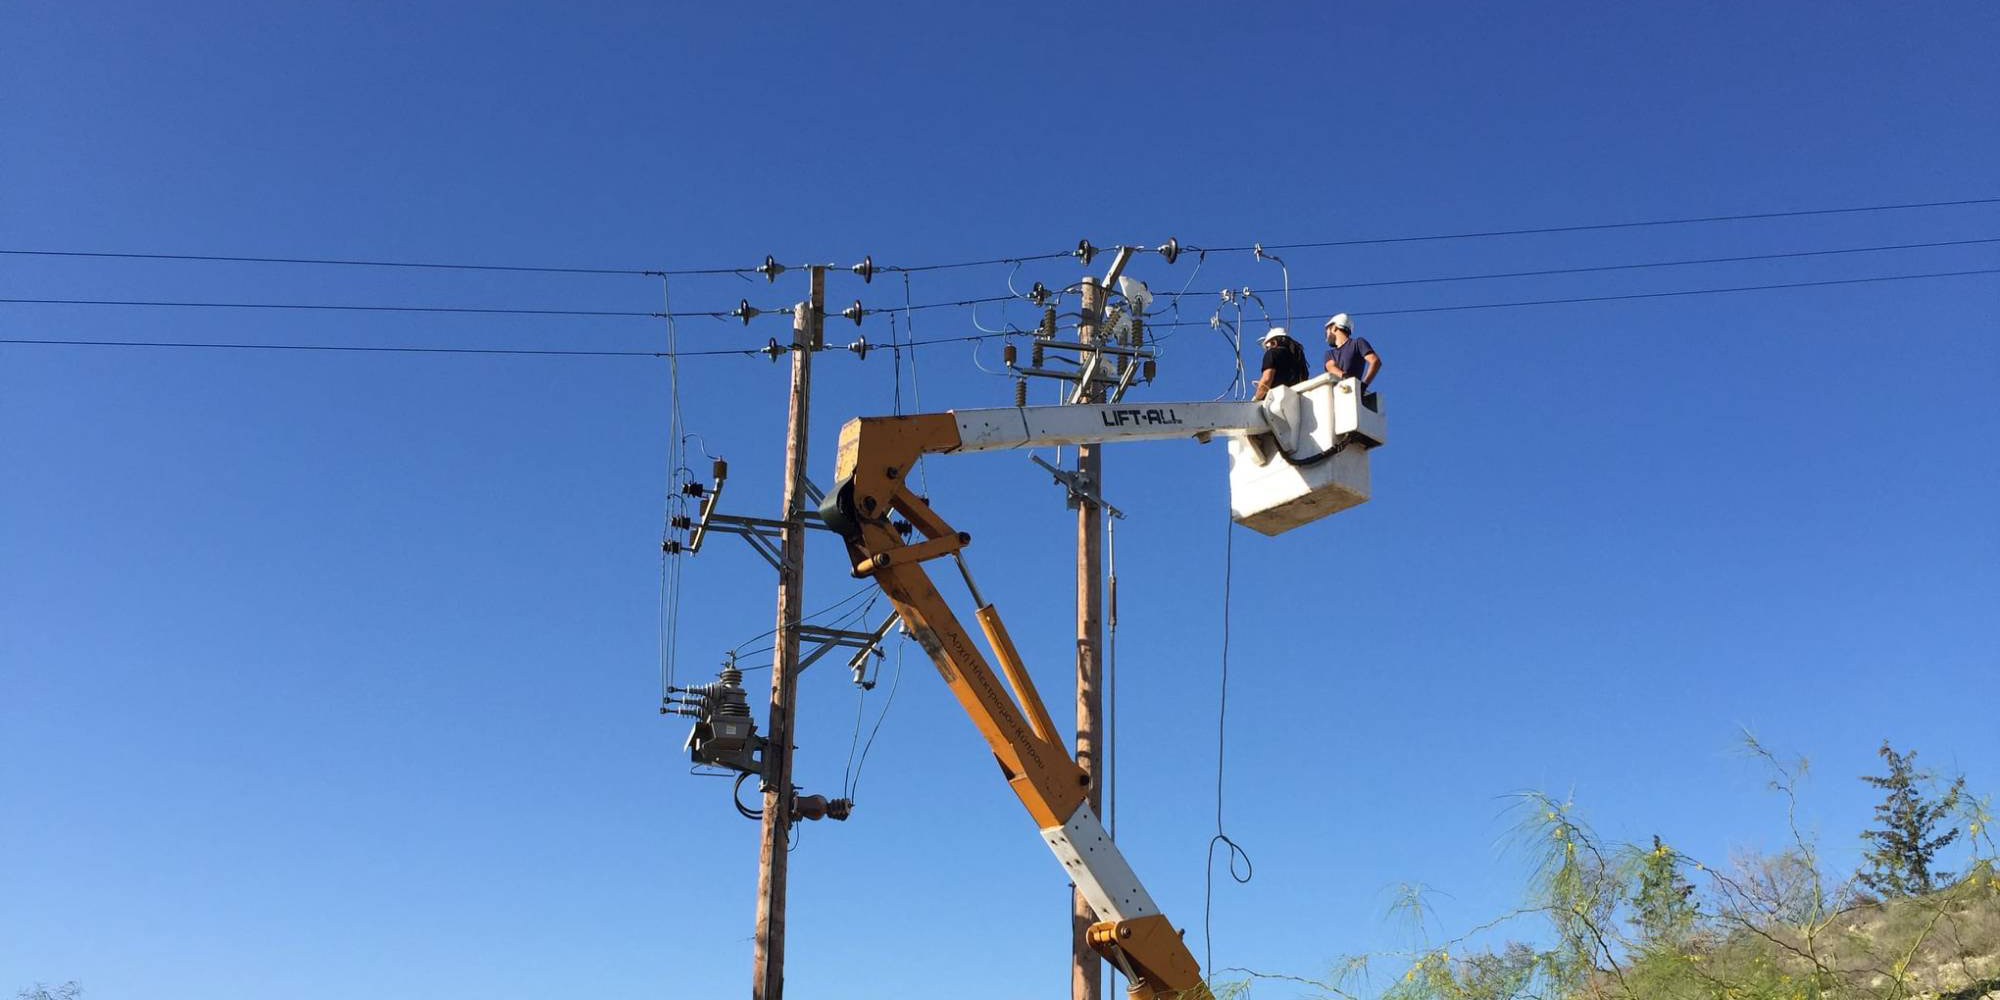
[1069,239,1140,1000]
[752,265,824,1000]
[1070,272,1108,1000]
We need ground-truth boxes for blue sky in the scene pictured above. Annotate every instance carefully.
[3,2,1996,998]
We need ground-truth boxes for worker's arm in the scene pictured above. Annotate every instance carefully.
[1362,351,1381,386]
[1252,367,1277,401]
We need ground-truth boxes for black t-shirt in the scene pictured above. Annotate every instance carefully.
[1325,336,1377,382]
[1260,338,1309,388]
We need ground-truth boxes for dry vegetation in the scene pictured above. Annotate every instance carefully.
[1211,737,1999,1000]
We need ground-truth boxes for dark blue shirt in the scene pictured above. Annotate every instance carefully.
[1260,338,1309,388]
[1324,336,1377,382]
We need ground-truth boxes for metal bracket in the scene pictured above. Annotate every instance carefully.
[1014,365,1122,386]
[798,613,900,679]
[1067,350,1107,406]
[1107,355,1141,403]
[702,513,835,570]
[1030,455,1127,519]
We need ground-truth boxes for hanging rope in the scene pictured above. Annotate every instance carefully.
[1203,518,1253,975]
[1107,517,1118,839]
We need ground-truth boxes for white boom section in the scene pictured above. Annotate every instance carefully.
[1043,802,1159,922]
[947,375,1386,537]
[949,400,1272,453]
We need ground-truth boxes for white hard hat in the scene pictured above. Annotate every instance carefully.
[1325,313,1352,332]
[1259,327,1288,344]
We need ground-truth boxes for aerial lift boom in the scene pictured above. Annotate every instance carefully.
[819,374,1383,998]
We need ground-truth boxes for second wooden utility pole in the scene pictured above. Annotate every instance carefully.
[1070,272,1107,1000]
[1070,244,1134,1000]
[751,265,824,1000]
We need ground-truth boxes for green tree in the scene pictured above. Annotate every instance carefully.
[1859,740,1965,897]
[1630,834,1698,946]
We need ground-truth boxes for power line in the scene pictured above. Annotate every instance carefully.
[1157,236,2000,301]
[0,248,1074,279]
[1146,267,2000,327]
[0,248,668,277]
[0,330,1008,358]
[5,196,1991,281]
[0,291,1012,321]
[0,297,677,319]
[7,269,1994,358]
[1196,196,2000,253]
[881,251,1071,274]
[0,338,728,357]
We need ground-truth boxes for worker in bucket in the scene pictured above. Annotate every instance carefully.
[1323,313,1381,391]
[1252,327,1310,401]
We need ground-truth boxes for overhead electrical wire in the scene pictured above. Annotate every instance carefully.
[902,274,934,495]
[4,195,1989,283]
[880,251,1072,274]
[7,266,1992,360]
[15,266,1991,359]
[0,296,675,319]
[9,237,1992,326]
[1193,196,2000,253]
[0,247,1073,278]
[0,248,667,276]
[0,338,719,357]
[0,291,1015,320]
[0,330,1019,357]
[1155,236,2000,303]
[659,276,690,698]
[1143,267,2000,329]
[843,638,904,806]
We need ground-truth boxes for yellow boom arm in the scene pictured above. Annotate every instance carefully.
[820,409,1230,999]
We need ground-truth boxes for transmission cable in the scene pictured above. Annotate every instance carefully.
[0,338,749,358]
[1196,196,2000,253]
[881,251,1072,274]
[13,238,1990,325]
[1155,236,2000,303]
[844,637,905,804]
[902,275,934,495]
[0,329,1020,357]
[1143,267,2000,330]
[0,247,1071,278]
[9,196,1990,278]
[659,276,690,698]
[0,296,676,319]
[13,268,1992,358]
